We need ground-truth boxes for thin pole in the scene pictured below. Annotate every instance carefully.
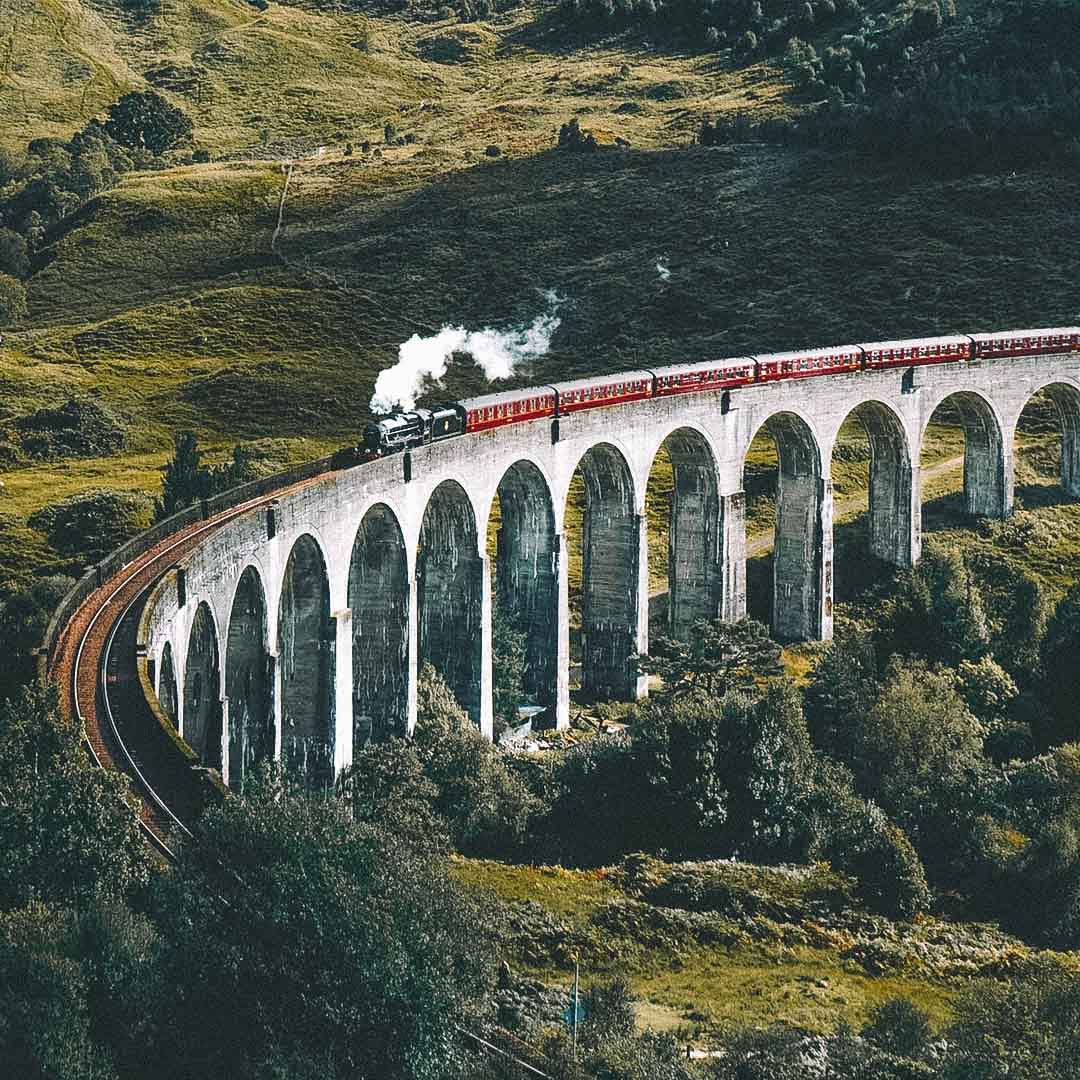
[570,959,578,1058]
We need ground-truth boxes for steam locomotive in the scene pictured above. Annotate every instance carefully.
[353,327,1080,459]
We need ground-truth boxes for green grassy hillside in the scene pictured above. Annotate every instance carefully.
[1,0,1077,577]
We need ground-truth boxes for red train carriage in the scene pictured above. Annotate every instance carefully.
[650,357,756,397]
[754,345,862,383]
[552,371,653,414]
[970,327,1080,360]
[859,334,971,371]
[460,386,557,434]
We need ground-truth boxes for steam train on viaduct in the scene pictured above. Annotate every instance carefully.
[356,327,1080,458]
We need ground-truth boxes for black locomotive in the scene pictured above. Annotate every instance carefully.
[361,404,466,456]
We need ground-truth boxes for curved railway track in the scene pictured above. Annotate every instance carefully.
[47,476,331,856]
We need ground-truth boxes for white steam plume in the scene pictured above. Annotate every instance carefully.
[370,291,564,413]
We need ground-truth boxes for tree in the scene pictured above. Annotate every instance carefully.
[945,963,1080,1080]
[157,431,209,519]
[150,773,498,1080]
[0,683,151,911]
[492,606,526,736]
[0,574,76,699]
[630,682,819,860]
[636,617,781,699]
[911,0,942,38]
[104,91,192,155]
[804,624,879,755]
[0,228,29,278]
[412,664,536,854]
[881,547,991,667]
[845,658,987,871]
[339,745,449,854]
[28,488,155,562]
[0,904,118,1080]
[1040,582,1080,745]
[0,272,27,325]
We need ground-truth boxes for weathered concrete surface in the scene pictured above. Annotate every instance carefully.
[349,503,410,750]
[278,534,334,788]
[224,565,272,792]
[494,462,558,711]
[183,602,222,767]
[137,352,1080,785]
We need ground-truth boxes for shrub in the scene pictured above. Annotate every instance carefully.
[0,272,27,325]
[863,998,933,1057]
[0,683,151,910]
[10,398,126,462]
[0,228,29,278]
[558,117,598,151]
[104,91,192,154]
[413,664,538,855]
[946,962,1080,1078]
[149,773,498,1080]
[1040,583,1080,745]
[580,976,636,1049]
[28,488,155,562]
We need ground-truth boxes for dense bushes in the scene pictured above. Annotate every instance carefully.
[696,0,1080,170]
[0,574,75,700]
[0,688,496,1080]
[0,90,192,303]
[705,966,1080,1080]
[0,272,26,325]
[156,432,289,519]
[0,398,127,465]
[345,664,536,856]
[0,684,151,911]
[28,488,155,563]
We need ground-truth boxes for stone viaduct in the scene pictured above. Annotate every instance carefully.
[138,352,1080,790]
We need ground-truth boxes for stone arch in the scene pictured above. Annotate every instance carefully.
[278,534,335,788]
[923,390,1009,518]
[491,460,558,719]
[349,503,410,749]
[647,427,723,639]
[418,480,483,724]
[572,442,641,700]
[184,602,222,768]
[225,565,273,792]
[1016,382,1080,498]
[836,400,917,568]
[158,640,178,727]
[744,411,829,642]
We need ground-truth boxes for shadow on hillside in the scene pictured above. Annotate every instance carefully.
[1015,481,1079,510]
[500,7,708,57]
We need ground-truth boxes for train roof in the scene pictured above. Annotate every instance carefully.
[459,385,557,411]
[649,357,755,379]
[856,334,970,352]
[550,370,654,394]
[970,327,1080,342]
[754,344,862,363]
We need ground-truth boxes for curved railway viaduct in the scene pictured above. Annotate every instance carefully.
[47,350,1080,808]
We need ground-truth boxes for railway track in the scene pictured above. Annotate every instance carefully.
[47,476,330,856]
